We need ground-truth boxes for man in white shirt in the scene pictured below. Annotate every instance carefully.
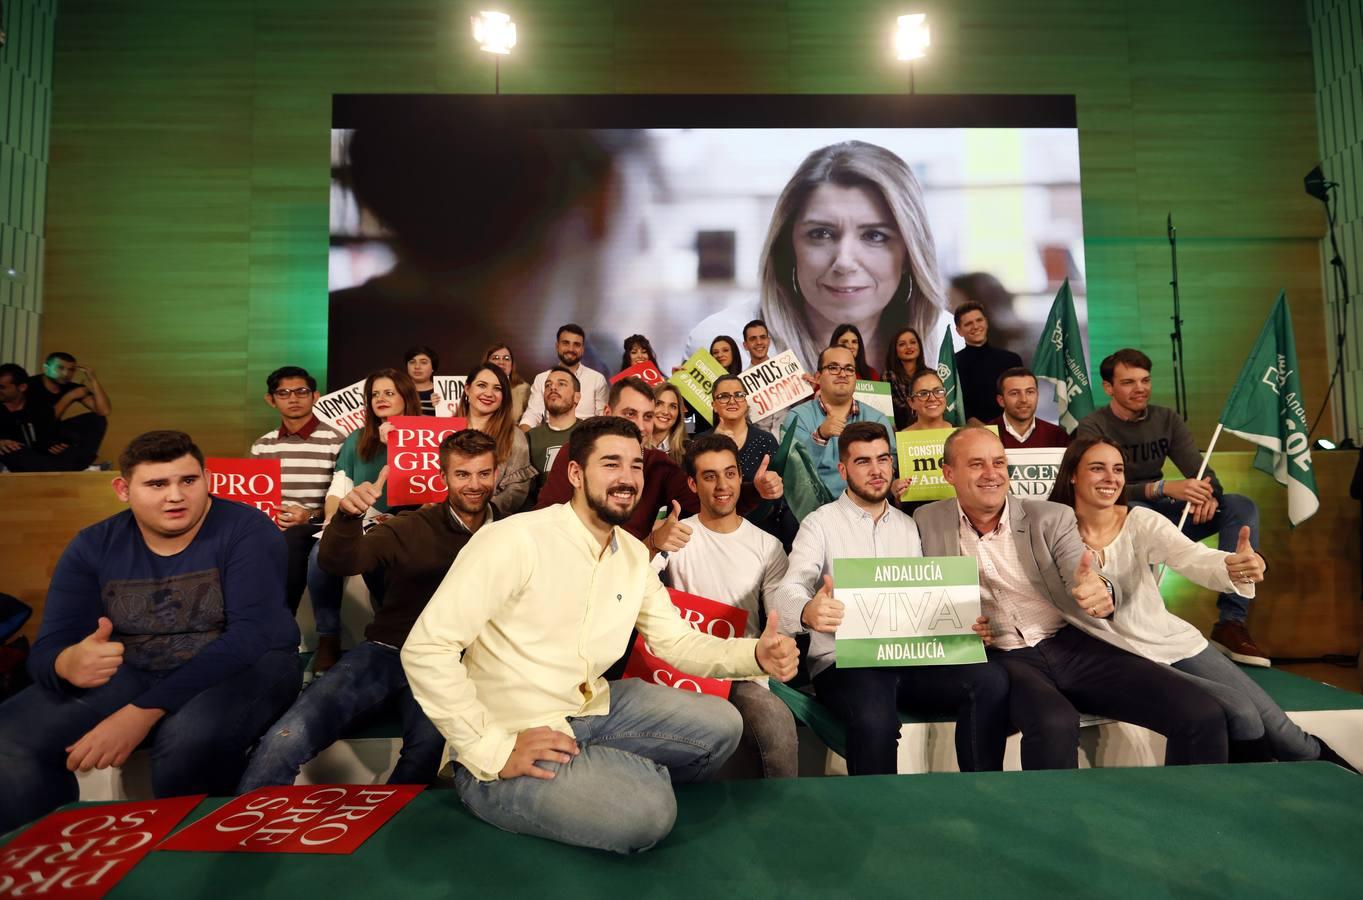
[401,416,799,854]
[518,323,609,429]
[656,432,795,778]
[775,421,1010,776]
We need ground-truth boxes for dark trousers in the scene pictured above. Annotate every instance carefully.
[813,660,1011,775]
[0,649,300,833]
[994,626,1227,770]
[281,522,321,614]
[0,414,108,472]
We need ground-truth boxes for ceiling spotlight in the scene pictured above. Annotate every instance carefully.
[895,14,930,61]
[471,11,517,55]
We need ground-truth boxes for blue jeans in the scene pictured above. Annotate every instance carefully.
[0,649,299,833]
[1128,493,1259,622]
[306,541,344,636]
[237,641,445,791]
[453,679,742,854]
[1171,645,1319,760]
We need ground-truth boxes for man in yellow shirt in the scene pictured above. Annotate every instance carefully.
[402,416,800,854]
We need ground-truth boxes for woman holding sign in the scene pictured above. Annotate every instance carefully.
[709,336,744,377]
[620,334,658,374]
[685,141,948,377]
[1051,436,1352,768]
[900,370,950,432]
[459,363,535,515]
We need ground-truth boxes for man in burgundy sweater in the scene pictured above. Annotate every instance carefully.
[988,367,1071,450]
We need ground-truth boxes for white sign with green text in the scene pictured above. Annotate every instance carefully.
[833,556,986,667]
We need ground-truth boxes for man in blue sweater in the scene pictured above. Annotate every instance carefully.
[0,430,301,832]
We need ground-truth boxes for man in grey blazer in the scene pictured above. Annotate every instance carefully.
[913,426,1226,769]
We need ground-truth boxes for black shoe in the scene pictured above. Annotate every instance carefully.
[1313,737,1359,774]
[1228,735,1275,764]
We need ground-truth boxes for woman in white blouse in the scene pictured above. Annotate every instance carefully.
[1050,435,1349,767]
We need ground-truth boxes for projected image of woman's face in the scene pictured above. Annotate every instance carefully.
[792,183,905,328]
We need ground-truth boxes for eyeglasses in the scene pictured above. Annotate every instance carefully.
[911,387,947,401]
[488,354,512,363]
[272,388,313,399]
[821,364,857,376]
[714,391,747,403]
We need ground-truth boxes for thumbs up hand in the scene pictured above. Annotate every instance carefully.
[54,617,126,689]
[755,610,800,682]
[801,574,845,634]
[1224,526,1265,585]
[340,466,389,517]
[649,500,693,555]
[753,454,784,500]
[1070,549,1115,618]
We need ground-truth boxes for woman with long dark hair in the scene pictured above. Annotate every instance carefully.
[620,334,658,373]
[830,323,879,380]
[709,335,744,377]
[883,326,929,429]
[459,363,535,514]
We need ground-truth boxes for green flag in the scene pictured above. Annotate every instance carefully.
[1031,278,1095,431]
[936,325,965,427]
[1219,292,1319,526]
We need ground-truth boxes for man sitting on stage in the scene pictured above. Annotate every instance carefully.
[238,429,500,791]
[989,367,1071,450]
[0,431,301,833]
[402,416,800,854]
[1076,348,1266,666]
[914,425,1227,770]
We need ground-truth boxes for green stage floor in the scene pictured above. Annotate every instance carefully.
[45,762,1363,899]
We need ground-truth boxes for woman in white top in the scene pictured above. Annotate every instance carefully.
[1050,435,1346,766]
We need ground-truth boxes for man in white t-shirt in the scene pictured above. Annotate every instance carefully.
[651,432,796,778]
[519,323,609,430]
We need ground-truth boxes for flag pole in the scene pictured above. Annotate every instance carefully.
[1155,422,1224,584]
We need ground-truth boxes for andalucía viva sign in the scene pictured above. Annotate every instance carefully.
[833,556,986,668]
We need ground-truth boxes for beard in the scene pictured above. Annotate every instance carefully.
[447,486,491,518]
[545,396,575,417]
[584,479,638,526]
[847,476,891,505]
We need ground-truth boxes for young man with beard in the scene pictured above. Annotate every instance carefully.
[238,430,500,790]
[988,367,1070,450]
[913,425,1227,769]
[401,417,800,854]
[249,366,345,613]
[518,323,609,430]
[525,365,582,506]
[656,433,796,779]
[0,431,301,833]
[1076,349,1266,666]
[776,421,1011,776]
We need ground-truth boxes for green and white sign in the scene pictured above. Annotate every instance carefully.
[894,425,998,502]
[853,379,893,420]
[1006,447,1066,498]
[833,556,986,667]
[669,349,728,424]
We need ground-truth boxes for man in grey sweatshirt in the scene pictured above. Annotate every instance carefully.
[1076,348,1266,667]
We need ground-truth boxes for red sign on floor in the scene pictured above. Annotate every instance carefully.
[0,795,203,899]
[156,785,423,855]
[621,589,749,698]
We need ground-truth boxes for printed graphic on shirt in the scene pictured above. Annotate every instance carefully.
[103,569,225,671]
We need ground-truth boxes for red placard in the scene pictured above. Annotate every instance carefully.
[156,785,423,855]
[206,458,282,523]
[384,416,467,505]
[621,589,749,698]
[610,362,666,387]
[0,795,203,898]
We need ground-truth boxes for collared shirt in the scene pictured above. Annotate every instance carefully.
[401,502,764,782]
[956,503,1066,650]
[1002,417,1037,444]
[250,415,345,509]
[517,364,609,428]
[784,395,897,499]
[775,491,922,677]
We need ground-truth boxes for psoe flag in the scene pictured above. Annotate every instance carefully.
[1219,292,1319,526]
[1031,278,1094,431]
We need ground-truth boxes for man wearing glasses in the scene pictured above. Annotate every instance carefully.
[784,345,897,498]
[250,366,345,614]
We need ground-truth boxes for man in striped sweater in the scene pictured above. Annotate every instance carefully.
[250,367,345,613]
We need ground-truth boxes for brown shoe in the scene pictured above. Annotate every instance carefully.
[312,634,342,675]
[1210,621,1270,667]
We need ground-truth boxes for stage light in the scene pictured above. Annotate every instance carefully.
[894,14,930,61]
[471,11,516,55]
[1314,438,1336,450]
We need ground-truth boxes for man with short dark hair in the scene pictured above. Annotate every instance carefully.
[26,351,112,467]
[659,433,796,778]
[0,362,71,472]
[402,416,799,854]
[742,319,773,368]
[914,425,1227,769]
[989,367,1071,449]
[1076,348,1267,665]
[525,365,582,507]
[0,431,301,832]
[239,430,499,790]
[784,345,896,498]
[777,421,1011,776]
[518,324,609,429]
[249,366,346,613]
[953,303,1023,423]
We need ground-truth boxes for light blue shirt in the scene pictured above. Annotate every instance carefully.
[784,396,897,498]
